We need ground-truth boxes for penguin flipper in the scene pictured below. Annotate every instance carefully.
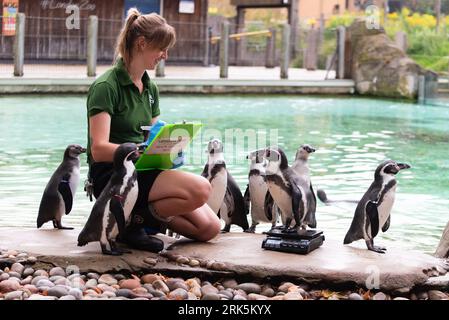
[382,215,391,232]
[58,179,73,214]
[227,175,249,231]
[264,192,274,221]
[243,184,250,216]
[110,195,126,237]
[307,183,317,228]
[366,200,380,238]
[290,183,303,228]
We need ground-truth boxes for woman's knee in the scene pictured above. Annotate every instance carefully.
[195,215,221,242]
[187,176,211,208]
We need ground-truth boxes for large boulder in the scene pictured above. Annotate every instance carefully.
[347,19,437,99]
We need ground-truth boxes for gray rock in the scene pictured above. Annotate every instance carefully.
[47,286,69,298]
[59,295,77,300]
[248,293,269,300]
[85,279,98,289]
[146,288,166,298]
[87,272,100,280]
[166,278,189,291]
[393,297,409,300]
[424,274,449,289]
[10,263,24,275]
[428,290,449,300]
[117,288,134,298]
[235,283,261,294]
[27,294,57,300]
[222,279,238,289]
[152,280,170,294]
[23,268,34,277]
[7,272,21,279]
[372,292,388,300]
[31,276,48,286]
[27,256,37,263]
[49,267,66,277]
[416,291,428,300]
[201,284,218,296]
[49,275,65,283]
[348,293,363,300]
[233,294,247,300]
[218,290,234,300]
[5,290,26,300]
[33,270,49,277]
[54,278,71,286]
[68,288,83,300]
[65,265,79,276]
[20,276,33,286]
[36,279,55,288]
[201,293,221,300]
[278,282,295,293]
[260,288,275,297]
[168,288,189,300]
[392,287,411,297]
[0,273,10,281]
[98,274,118,286]
[113,274,126,281]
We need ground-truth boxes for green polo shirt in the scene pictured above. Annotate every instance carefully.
[86,58,161,163]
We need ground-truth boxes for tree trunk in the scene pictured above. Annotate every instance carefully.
[435,221,449,258]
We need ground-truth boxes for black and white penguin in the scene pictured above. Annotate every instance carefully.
[201,138,249,232]
[264,147,306,231]
[77,143,140,255]
[343,160,411,253]
[244,149,278,233]
[201,139,227,214]
[291,144,317,229]
[37,144,86,229]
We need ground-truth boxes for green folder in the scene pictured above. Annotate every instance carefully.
[135,122,202,171]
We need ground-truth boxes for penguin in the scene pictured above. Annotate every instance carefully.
[291,144,317,229]
[201,138,249,232]
[37,144,86,229]
[263,147,307,232]
[201,139,227,214]
[77,143,140,256]
[243,149,278,233]
[343,160,411,253]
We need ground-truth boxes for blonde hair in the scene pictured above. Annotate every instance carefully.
[115,8,176,66]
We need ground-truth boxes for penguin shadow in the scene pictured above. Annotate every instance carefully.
[164,237,206,251]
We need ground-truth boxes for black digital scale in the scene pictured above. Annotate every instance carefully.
[262,228,325,254]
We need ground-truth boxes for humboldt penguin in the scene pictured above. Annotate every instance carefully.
[264,147,306,231]
[37,144,86,229]
[201,138,249,232]
[244,149,278,233]
[291,144,317,228]
[77,143,140,255]
[343,160,411,253]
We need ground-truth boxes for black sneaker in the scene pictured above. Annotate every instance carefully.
[120,227,164,253]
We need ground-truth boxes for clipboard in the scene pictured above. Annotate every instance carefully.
[135,122,202,171]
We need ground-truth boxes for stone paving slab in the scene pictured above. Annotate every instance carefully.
[0,227,445,291]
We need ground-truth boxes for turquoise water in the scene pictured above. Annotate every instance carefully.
[0,94,448,253]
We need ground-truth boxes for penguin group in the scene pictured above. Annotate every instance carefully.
[37,136,411,256]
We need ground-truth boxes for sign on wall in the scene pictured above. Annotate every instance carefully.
[179,0,194,14]
[2,0,19,36]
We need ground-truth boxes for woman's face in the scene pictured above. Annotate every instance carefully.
[141,42,168,70]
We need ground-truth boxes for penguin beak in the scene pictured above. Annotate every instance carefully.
[397,163,411,170]
[308,147,316,153]
[80,147,87,153]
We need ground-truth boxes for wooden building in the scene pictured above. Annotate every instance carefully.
[0,0,209,65]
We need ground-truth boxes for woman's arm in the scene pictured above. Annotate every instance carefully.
[89,112,119,162]
[151,116,159,125]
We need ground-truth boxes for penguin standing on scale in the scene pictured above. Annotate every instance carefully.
[263,147,307,231]
[244,149,278,233]
[343,160,411,253]
[201,138,248,232]
[77,143,140,255]
[291,144,317,229]
[37,144,86,230]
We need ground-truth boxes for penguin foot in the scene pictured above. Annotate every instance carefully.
[101,249,124,256]
[221,225,231,233]
[57,226,74,230]
[366,240,387,253]
[244,227,256,233]
[368,247,386,254]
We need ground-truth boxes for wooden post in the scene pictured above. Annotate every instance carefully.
[304,27,319,71]
[265,27,276,68]
[336,26,345,79]
[87,15,98,77]
[156,60,165,77]
[219,20,229,79]
[204,26,211,66]
[280,24,290,79]
[395,31,407,52]
[436,0,441,34]
[13,13,25,77]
